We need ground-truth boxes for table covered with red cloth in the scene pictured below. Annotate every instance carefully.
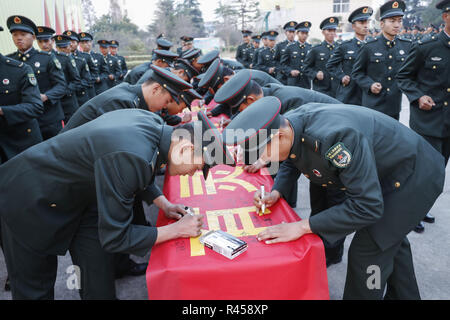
[145,102,329,300]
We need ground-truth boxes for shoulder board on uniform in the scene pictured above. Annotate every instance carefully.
[38,50,52,56]
[418,36,438,45]
[398,37,412,43]
[312,43,322,48]
[366,37,378,44]
[4,57,24,68]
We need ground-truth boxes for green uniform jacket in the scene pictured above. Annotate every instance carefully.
[396,31,450,138]
[304,41,339,97]
[326,38,365,105]
[91,52,110,94]
[280,41,312,88]
[235,43,252,68]
[105,54,122,88]
[53,51,81,119]
[73,55,92,106]
[74,50,98,99]
[255,47,278,76]
[124,62,151,85]
[116,55,128,82]
[0,54,44,162]
[274,40,293,83]
[262,83,340,114]
[0,109,172,256]
[352,36,412,116]
[273,104,445,251]
[7,48,66,127]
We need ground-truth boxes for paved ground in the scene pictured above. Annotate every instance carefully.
[1,96,449,300]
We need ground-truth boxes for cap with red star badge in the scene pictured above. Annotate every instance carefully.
[7,15,38,35]
[348,6,374,23]
[63,30,79,42]
[283,21,298,32]
[36,26,55,40]
[320,17,339,30]
[380,1,406,20]
[296,21,312,32]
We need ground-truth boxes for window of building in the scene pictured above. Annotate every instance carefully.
[333,0,350,13]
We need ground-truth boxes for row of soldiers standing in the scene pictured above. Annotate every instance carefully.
[1,14,128,149]
[236,0,449,235]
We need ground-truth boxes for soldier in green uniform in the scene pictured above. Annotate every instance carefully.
[327,7,373,104]
[0,105,233,299]
[78,32,99,100]
[91,40,110,95]
[352,0,412,120]
[236,30,253,68]
[109,40,128,83]
[60,65,193,280]
[7,16,67,140]
[304,17,340,98]
[281,21,312,89]
[63,31,92,107]
[53,35,82,124]
[1,24,44,291]
[255,31,279,77]
[396,0,450,232]
[247,34,261,69]
[98,40,122,89]
[224,97,445,299]
[274,21,297,84]
[252,32,267,70]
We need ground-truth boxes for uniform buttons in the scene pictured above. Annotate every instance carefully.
[447,88,450,92]
[5,90,8,94]
[376,59,379,63]
[331,77,334,80]
[349,57,352,60]
[6,59,10,63]
[388,55,392,59]
[388,77,392,81]
[37,70,40,74]
[444,102,448,106]
[301,60,303,62]
[433,66,437,69]
[387,88,390,92]
[23,57,27,61]
[340,187,347,191]
[50,203,57,208]
[322,184,327,187]
[27,129,31,133]
[388,66,392,70]
[328,181,333,185]
[301,138,305,143]
[290,154,297,159]
[401,58,404,61]
[395,182,401,188]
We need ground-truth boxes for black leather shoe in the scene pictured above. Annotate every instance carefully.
[423,213,435,224]
[414,221,425,233]
[4,277,10,292]
[126,262,148,277]
[326,257,342,268]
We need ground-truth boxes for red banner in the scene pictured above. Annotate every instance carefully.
[145,103,329,300]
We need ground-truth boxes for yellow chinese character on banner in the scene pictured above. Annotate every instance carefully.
[190,206,271,256]
[180,167,258,198]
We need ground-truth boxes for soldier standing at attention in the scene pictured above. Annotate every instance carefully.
[255,30,279,77]
[236,30,253,68]
[352,0,412,120]
[274,21,297,84]
[396,0,450,233]
[53,35,82,124]
[304,17,340,98]
[109,40,128,83]
[281,21,312,89]
[91,41,110,95]
[78,32,100,100]
[108,40,124,85]
[96,40,116,90]
[327,7,373,105]
[248,35,261,69]
[64,31,92,107]
[7,16,66,140]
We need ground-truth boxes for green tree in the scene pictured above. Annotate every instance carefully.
[231,0,260,30]
[147,0,177,40]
